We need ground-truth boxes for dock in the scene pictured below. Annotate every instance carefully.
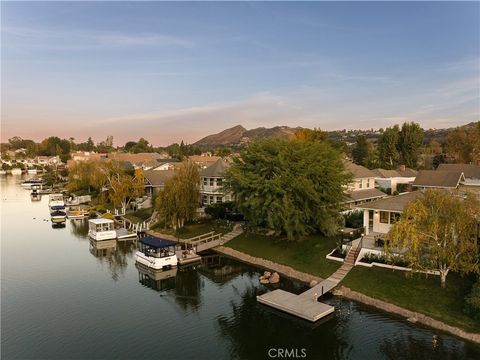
[257,238,361,322]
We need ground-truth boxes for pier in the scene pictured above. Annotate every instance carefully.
[257,238,361,322]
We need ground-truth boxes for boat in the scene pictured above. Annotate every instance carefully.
[11,168,22,175]
[116,227,138,240]
[51,210,67,222]
[135,236,179,270]
[21,178,43,188]
[66,206,90,219]
[88,218,117,241]
[48,193,65,211]
[27,169,38,174]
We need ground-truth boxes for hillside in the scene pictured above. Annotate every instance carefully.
[194,125,301,147]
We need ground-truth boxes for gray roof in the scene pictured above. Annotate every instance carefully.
[344,161,377,179]
[412,170,464,189]
[437,164,480,179]
[144,170,176,186]
[355,191,424,212]
[372,167,418,178]
[201,158,230,177]
[346,188,387,202]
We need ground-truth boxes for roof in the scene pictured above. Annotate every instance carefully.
[188,155,221,164]
[201,158,230,177]
[346,188,387,202]
[344,161,377,179]
[372,167,418,178]
[108,152,162,164]
[139,236,177,248]
[143,169,176,186]
[437,164,480,179]
[89,218,114,224]
[412,170,464,189]
[355,191,425,212]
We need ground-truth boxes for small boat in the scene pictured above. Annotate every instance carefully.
[116,227,138,240]
[88,218,117,241]
[48,193,65,211]
[11,168,22,175]
[21,178,43,188]
[51,210,67,222]
[135,236,179,270]
[27,169,38,174]
[66,206,90,219]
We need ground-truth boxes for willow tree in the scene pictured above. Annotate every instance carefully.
[67,161,105,193]
[156,161,200,230]
[389,189,480,288]
[223,138,352,241]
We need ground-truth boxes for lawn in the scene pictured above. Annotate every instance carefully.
[123,208,154,224]
[153,219,234,239]
[226,232,341,278]
[343,266,480,333]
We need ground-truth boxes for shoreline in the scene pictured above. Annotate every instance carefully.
[214,245,480,345]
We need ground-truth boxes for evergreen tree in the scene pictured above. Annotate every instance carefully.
[352,135,369,166]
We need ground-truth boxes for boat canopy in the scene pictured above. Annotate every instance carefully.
[139,236,177,249]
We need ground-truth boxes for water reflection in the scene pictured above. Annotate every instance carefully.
[69,218,89,238]
[89,239,137,281]
[51,222,66,229]
[136,262,177,292]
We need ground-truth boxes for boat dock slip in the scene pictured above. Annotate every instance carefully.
[257,289,335,322]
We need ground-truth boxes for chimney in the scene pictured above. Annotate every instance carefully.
[399,164,406,172]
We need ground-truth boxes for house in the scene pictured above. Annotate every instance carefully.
[108,152,164,170]
[36,155,61,166]
[436,164,480,192]
[372,165,417,193]
[143,170,177,197]
[356,191,424,236]
[151,161,182,171]
[344,161,387,208]
[412,170,465,190]
[200,158,231,206]
[188,155,221,169]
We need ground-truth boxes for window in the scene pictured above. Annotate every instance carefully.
[203,178,207,186]
[216,196,223,203]
[358,180,363,189]
[216,178,222,186]
[209,196,214,203]
[380,211,389,224]
[390,212,400,224]
[209,178,214,186]
[202,195,207,205]
[367,179,370,188]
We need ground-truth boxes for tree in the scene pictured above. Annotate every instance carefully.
[389,190,480,288]
[103,162,144,210]
[398,122,424,168]
[294,128,328,142]
[156,161,200,230]
[223,138,352,241]
[377,125,400,168]
[352,135,369,166]
[67,161,105,193]
[445,122,480,163]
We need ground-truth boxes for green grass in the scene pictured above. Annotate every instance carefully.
[153,219,234,239]
[123,208,153,224]
[343,267,479,333]
[226,232,341,278]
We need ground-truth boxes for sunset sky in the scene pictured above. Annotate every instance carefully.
[2,1,479,146]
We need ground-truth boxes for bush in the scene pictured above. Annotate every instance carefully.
[205,201,235,219]
[360,253,409,267]
[343,210,364,228]
[464,279,480,320]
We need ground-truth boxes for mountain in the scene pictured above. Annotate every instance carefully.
[194,125,302,147]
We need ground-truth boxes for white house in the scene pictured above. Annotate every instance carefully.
[344,161,387,208]
[372,165,417,193]
[200,158,231,206]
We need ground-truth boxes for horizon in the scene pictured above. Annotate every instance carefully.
[2,2,479,146]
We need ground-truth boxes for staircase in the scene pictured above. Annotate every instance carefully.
[219,225,244,245]
[329,239,361,283]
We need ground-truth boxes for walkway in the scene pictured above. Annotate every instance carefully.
[257,237,361,322]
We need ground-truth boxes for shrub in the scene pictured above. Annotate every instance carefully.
[205,201,235,219]
[464,279,480,320]
[343,210,364,228]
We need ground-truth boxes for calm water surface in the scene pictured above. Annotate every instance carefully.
[2,175,480,359]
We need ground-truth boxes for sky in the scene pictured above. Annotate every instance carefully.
[1,1,479,146]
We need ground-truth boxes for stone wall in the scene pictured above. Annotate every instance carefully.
[336,286,480,344]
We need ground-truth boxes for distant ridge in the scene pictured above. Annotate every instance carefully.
[194,125,302,147]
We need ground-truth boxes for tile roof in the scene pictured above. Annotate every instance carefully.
[143,170,176,186]
[201,158,230,177]
[346,188,387,202]
[437,164,480,179]
[355,191,425,212]
[344,161,377,179]
[412,170,464,189]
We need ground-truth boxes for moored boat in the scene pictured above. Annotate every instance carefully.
[21,178,43,188]
[135,236,179,270]
[88,218,117,241]
[11,168,22,175]
[48,193,65,211]
[50,210,67,222]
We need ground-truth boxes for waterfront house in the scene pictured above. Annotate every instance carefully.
[344,161,387,208]
[200,158,231,206]
[412,170,465,190]
[372,165,417,193]
[143,170,177,197]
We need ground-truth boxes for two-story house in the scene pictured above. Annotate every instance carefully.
[344,161,387,208]
[200,158,231,206]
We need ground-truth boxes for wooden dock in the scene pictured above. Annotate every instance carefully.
[257,238,361,322]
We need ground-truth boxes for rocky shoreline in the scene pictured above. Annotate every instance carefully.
[214,245,480,345]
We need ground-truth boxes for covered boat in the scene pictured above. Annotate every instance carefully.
[135,236,178,270]
[88,218,117,241]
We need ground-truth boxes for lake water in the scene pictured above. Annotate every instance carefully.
[2,175,480,359]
